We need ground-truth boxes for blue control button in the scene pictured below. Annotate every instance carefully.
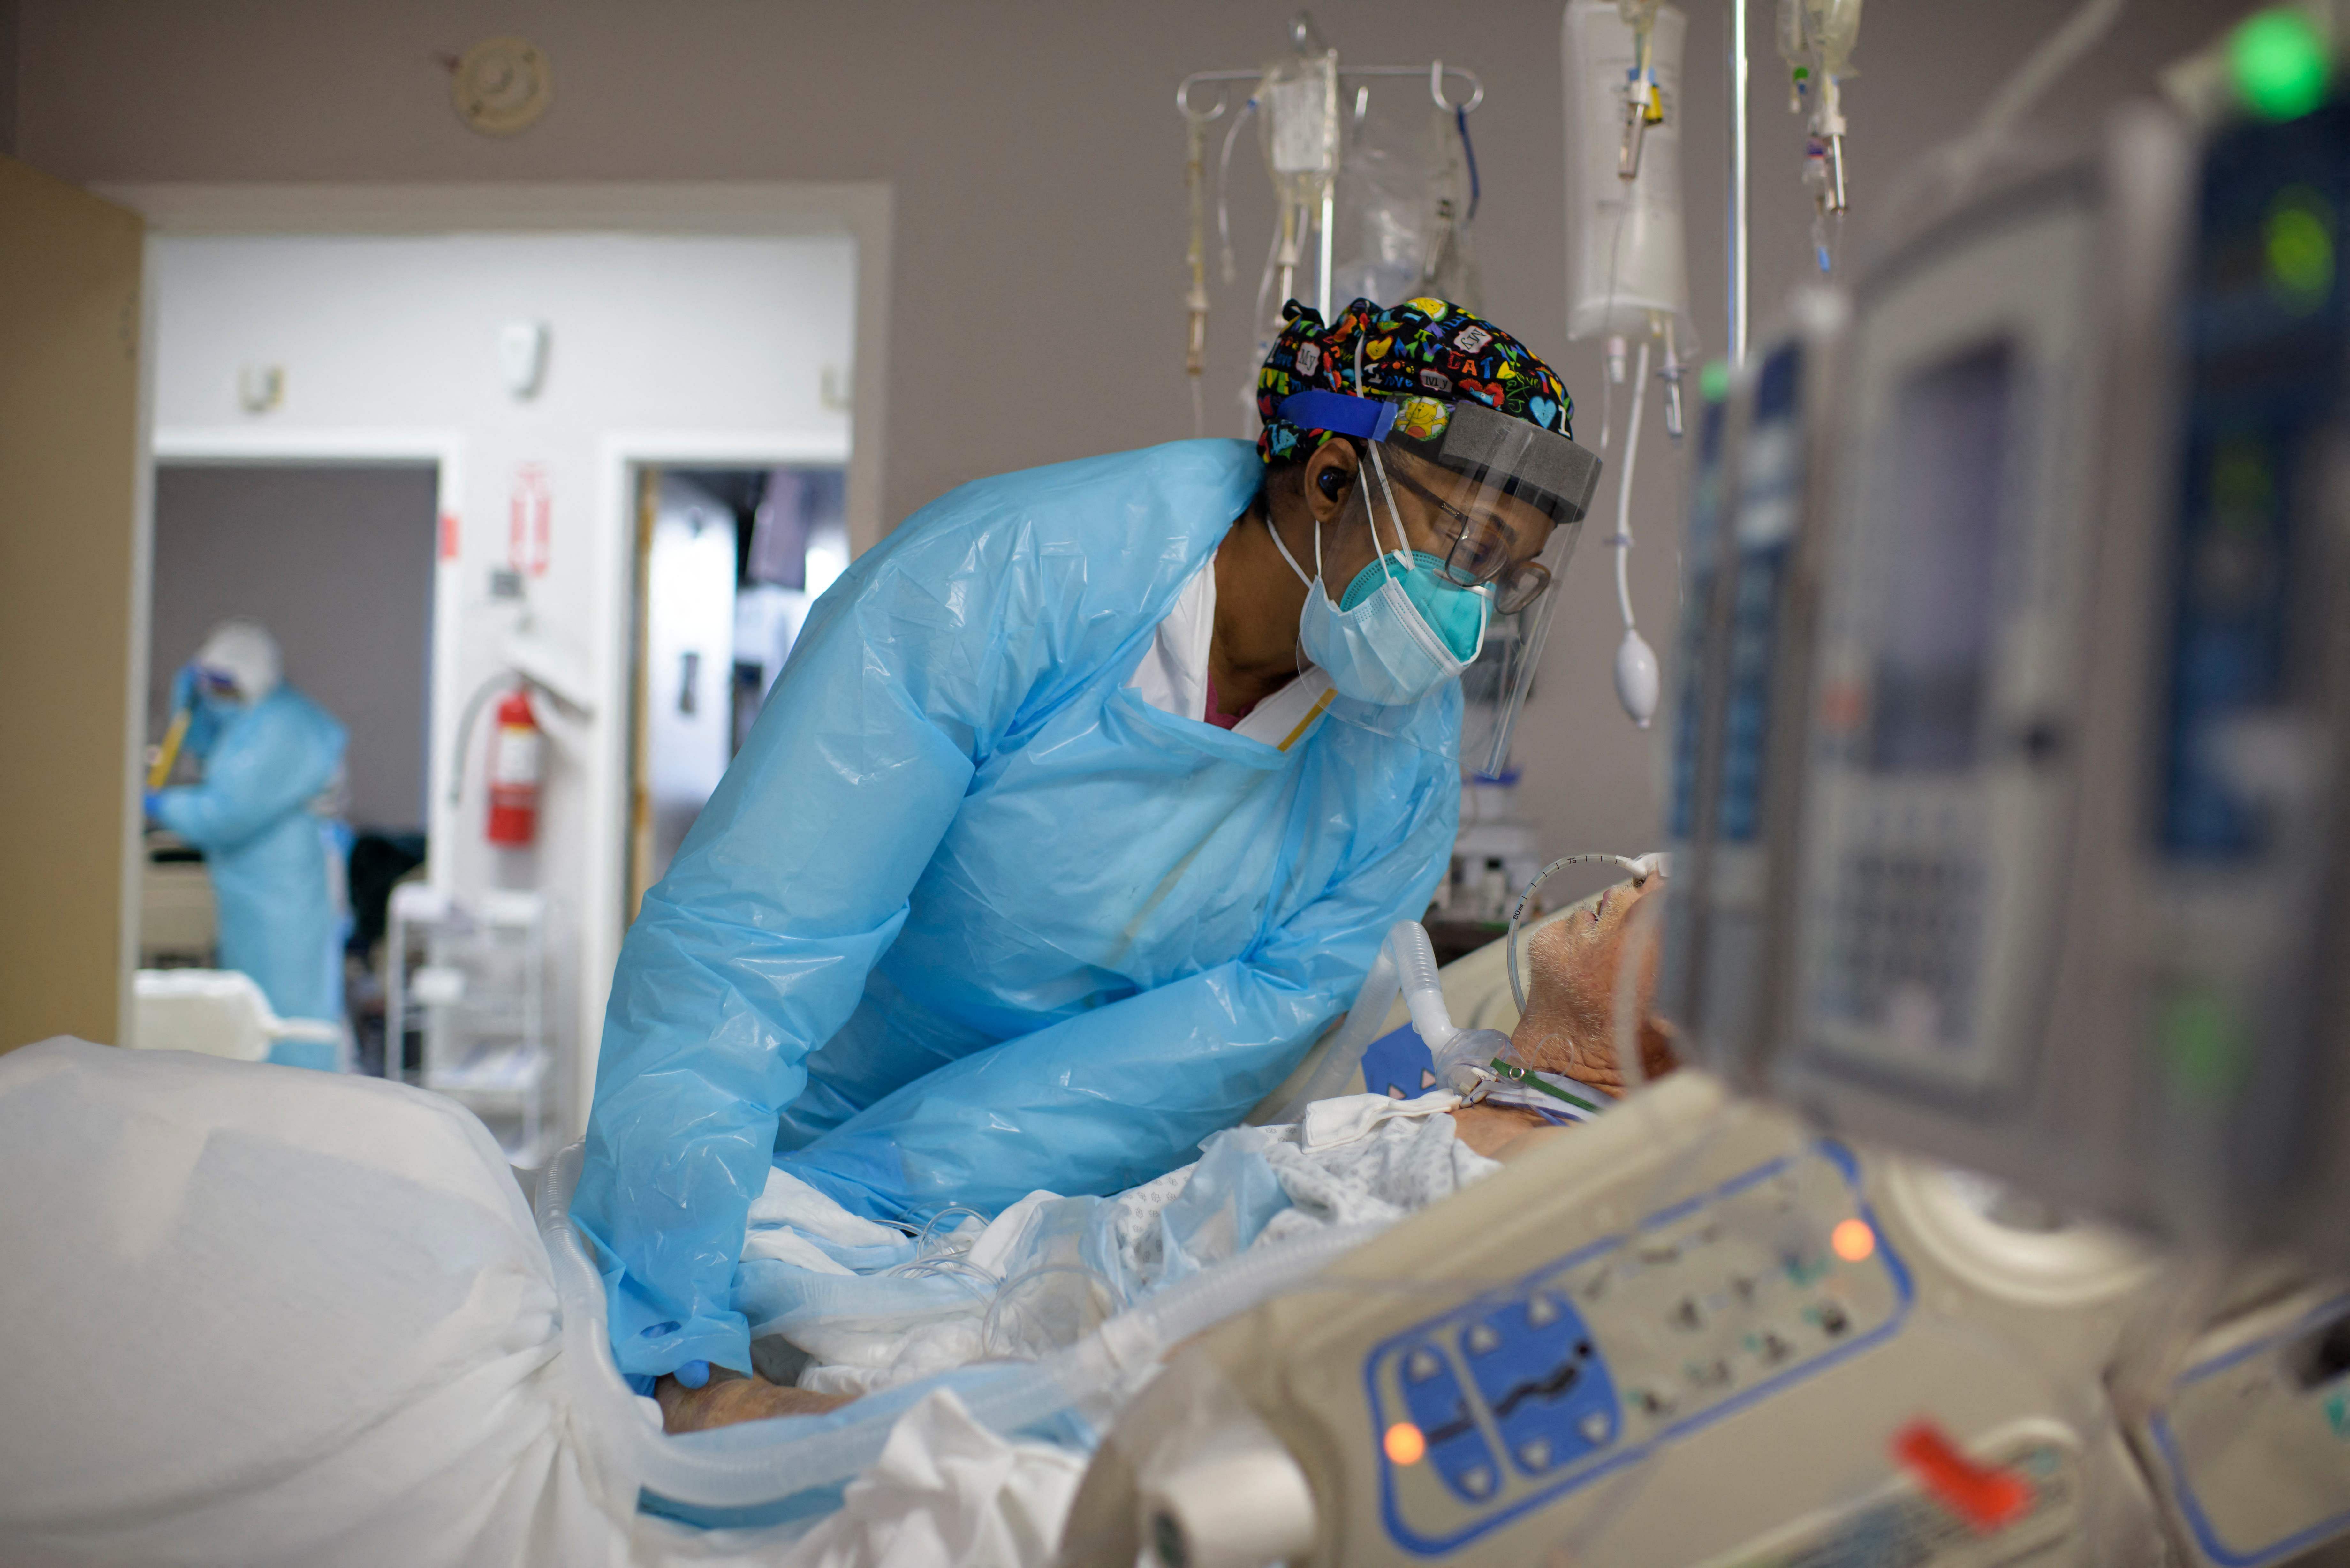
[1398,1339,1505,1504]
[1456,1291,1619,1478]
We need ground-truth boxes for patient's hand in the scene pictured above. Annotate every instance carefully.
[656,1369,856,1433]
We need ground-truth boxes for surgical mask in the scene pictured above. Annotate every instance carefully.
[1269,444,1490,707]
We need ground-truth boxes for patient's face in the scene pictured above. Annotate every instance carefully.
[1508,873,1676,1091]
[1449,873,1678,1161]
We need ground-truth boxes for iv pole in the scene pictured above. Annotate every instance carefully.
[1730,0,1751,366]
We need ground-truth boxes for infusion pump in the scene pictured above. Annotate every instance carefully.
[1667,96,2350,1271]
[1058,87,2350,1568]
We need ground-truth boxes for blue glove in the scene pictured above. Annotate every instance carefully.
[143,790,164,823]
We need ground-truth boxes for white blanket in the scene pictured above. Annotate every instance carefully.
[0,1039,1491,1567]
[738,1092,1495,1399]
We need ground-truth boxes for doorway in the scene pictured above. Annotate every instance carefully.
[143,460,438,1065]
[624,461,850,921]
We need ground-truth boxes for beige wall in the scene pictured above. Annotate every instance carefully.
[12,0,2227,870]
[0,157,143,1051]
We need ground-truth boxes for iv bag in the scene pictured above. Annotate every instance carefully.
[1778,0,1861,82]
[1562,0,1693,341]
[1259,45,1340,208]
[1332,100,1482,311]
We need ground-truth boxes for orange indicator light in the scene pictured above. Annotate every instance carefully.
[1385,1421,1428,1466]
[1831,1218,1876,1262]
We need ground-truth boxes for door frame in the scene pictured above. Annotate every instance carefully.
[102,181,893,1134]
[147,429,466,873]
[596,428,850,1107]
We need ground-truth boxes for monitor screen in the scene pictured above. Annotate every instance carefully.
[1869,339,2017,773]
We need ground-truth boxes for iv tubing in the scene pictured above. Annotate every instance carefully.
[1730,0,1750,365]
[1612,336,1652,633]
[1949,0,2128,195]
[1215,98,1253,285]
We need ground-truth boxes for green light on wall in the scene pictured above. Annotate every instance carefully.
[1700,360,1731,402]
[2232,8,2331,122]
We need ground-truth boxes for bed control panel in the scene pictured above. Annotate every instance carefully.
[1364,1142,1912,1554]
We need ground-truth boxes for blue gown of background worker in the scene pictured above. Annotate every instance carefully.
[148,620,350,1032]
[577,297,1584,1380]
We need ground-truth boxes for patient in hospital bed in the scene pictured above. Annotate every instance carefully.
[0,874,1673,1562]
[660,873,1676,1434]
[1449,870,1677,1161]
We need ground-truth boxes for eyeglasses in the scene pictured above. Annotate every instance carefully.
[1379,465,1555,614]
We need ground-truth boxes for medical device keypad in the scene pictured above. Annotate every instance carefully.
[1366,1143,1911,1552]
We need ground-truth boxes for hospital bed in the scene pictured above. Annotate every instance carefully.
[0,910,1537,1567]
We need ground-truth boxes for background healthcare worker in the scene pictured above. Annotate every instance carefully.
[575,297,1602,1403]
[146,619,351,1037]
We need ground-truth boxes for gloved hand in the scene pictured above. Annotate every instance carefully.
[170,664,200,715]
[143,790,165,823]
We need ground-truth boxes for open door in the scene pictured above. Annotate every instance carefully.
[0,159,145,1053]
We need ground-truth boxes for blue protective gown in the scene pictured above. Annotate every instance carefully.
[152,686,349,1028]
[575,440,1462,1378]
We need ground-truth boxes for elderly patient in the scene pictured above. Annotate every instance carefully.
[661,873,1675,1433]
[1449,872,1676,1161]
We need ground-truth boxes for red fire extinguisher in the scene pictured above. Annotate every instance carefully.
[485,688,542,846]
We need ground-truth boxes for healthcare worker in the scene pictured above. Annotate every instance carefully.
[147,620,351,1044]
[577,298,1602,1384]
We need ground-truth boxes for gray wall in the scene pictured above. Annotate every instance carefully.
[150,464,436,830]
[26,0,2232,862]
[0,0,17,157]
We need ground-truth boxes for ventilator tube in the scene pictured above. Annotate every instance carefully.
[1266,922,1511,1121]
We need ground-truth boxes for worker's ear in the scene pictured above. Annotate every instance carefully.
[1302,441,1361,525]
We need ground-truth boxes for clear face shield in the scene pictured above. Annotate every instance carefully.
[1279,390,1603,774]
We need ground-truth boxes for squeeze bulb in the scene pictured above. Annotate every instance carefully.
[1614,628,1660,728]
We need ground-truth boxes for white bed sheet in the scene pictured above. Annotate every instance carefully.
[0,1038,1492,1568]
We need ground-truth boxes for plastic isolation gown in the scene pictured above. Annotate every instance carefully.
[575,439,1462,1378]
[151,686,349,1027]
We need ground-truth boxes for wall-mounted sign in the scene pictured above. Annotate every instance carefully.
[509,464,551,577]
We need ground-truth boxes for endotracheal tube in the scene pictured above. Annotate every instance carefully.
[1778,0,1863,272]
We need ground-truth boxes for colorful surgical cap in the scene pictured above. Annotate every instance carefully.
[1255,296,1575,465]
